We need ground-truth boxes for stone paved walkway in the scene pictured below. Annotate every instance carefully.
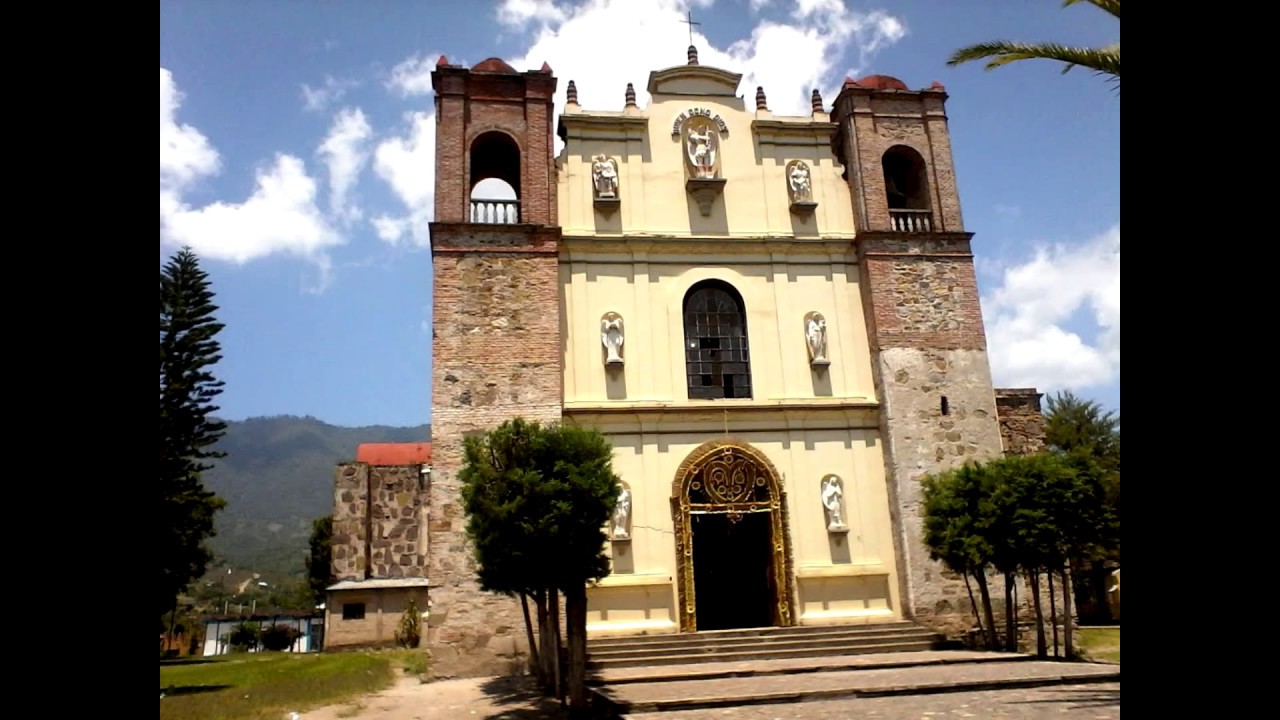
[623,682,1120,719]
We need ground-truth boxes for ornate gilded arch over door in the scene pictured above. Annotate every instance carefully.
[670,439,797,632]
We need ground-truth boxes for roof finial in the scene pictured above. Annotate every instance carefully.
[755,86,768,111]
[625,82,637,108]
[811,88,824,114]
[687,45,699,65]
[566,80,578,105]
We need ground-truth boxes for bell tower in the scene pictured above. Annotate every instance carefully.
[831,75,1006,635]
[426,56,562,677]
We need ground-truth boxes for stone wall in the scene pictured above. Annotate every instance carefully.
[995,388,1047,455]
[852,232,1008,638]
[331,463,428,582]
[427,223,563,678]
[332,463,370,581]
[369,466,427,579]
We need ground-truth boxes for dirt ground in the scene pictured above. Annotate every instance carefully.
[301,673,566,720]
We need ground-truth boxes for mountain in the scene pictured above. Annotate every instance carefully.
[201,415,429,582]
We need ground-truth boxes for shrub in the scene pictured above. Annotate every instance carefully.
[261,623,303,651]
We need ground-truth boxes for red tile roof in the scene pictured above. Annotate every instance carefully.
[356,442,431,466]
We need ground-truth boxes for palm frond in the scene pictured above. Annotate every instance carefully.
[1064,0,1120,20]
[947,41,1119,78]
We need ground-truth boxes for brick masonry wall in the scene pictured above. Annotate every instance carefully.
[427,223,563,678]
[857,235,986,351]
[833,88,962,233]
[432,66,556,226]
[332,463,369,582]
[995,388,1047,455]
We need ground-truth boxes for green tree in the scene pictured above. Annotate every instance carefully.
[921,462,999,650]
[306,515,334,605]
[160,247,229,617]
[947,1,1120,93]
[1044,390,1120,471]
[924,450,1118,658]
[1043,389,1120,622]
[460,418,620,715]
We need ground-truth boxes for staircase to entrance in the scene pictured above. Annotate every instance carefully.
[587,620,947,670]
[585,622,1120,718]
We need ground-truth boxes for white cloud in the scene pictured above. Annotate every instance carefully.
[749,0,774,10]
[317,107,373,224]
[387,53,443,97]
[301,75,359,112]
[161,154,343,264]
[160,68,220,193]
[497,0,567,28]
[982,225,1120,392]
[161,67,342,279]
[372,214,411,243]
[373,111,437,247]
[500,0,907,121]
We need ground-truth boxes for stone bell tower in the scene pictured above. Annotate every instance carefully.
[831,75,1006,635]
[426,55,562,677]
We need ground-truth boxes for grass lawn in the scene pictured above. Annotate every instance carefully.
[159,649,425,720]
[1080,627,1120,663]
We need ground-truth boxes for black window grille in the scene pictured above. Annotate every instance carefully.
[683,281,752,399]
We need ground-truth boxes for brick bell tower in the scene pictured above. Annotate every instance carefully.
[831,76,1006,635]
[426,56,561,677]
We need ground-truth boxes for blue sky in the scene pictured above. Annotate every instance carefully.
[160,0,1120,429]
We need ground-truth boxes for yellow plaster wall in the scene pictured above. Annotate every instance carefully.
[557,89,856,239]
[561,258,877,407]
[580,421,902,635]
[560,63,900,638]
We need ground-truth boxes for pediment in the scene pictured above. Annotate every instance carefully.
[647,65,743,98]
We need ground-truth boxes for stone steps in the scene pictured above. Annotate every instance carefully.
[588,621,924,651]
[591,649,1030,686]
[589,655,1121,716]
[587,622,947,670]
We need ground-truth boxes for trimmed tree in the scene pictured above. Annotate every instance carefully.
[460,418,620,715]
[921,461,999,650]
[160,247,228,617]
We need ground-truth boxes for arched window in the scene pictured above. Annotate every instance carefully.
[881,145,931,232]
[470,131,521,223]
[683,280,752,400]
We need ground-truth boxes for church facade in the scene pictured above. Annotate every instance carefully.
[417,48,1042,677]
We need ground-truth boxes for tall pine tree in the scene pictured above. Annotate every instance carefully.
[160,247,228,615]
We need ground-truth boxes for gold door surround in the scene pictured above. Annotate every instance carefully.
[670,438,798,632]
